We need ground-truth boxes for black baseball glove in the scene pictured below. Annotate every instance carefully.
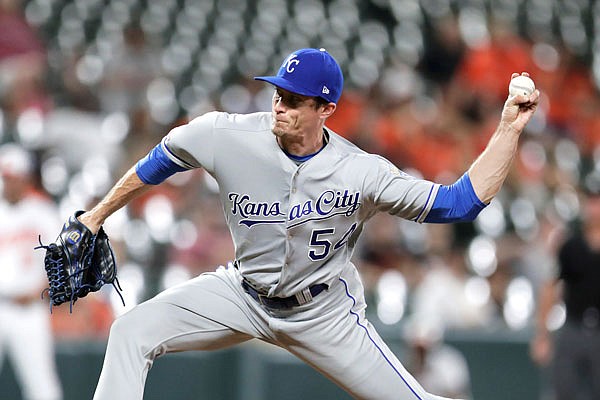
[36,210,124,312]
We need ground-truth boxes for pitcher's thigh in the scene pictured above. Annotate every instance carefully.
[110,271,262,355]
[110,301,250,356]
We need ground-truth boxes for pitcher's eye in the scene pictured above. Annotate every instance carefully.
[274,89,308,109]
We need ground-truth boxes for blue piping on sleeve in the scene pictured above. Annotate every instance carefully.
[135,143,188,185]
[413,184,435,223]
[424,172,487,223]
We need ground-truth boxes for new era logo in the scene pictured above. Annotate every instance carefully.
[322,86,330,94]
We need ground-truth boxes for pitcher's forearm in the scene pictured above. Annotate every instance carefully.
[80,167,150,233]
[467,74,539,204]
[468,122,520,204]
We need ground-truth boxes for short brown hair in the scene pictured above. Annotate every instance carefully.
[313,97,330,109]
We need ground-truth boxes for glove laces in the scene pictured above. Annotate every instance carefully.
[36,236,72,312]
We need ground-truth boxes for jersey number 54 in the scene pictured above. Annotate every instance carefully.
[308,223,357,261]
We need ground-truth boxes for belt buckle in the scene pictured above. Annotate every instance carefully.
[294,287,313,306]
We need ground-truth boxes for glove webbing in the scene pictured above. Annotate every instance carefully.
[36,236,125,313]
[91,232,126,308]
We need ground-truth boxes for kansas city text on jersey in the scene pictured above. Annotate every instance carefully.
[228,190,361,227]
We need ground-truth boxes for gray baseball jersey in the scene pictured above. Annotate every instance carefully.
[94,111,458,400]
[163,111,439,296]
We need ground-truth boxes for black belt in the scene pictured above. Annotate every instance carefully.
[242,279,327,310]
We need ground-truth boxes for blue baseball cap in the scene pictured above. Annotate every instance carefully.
[255,48,344,104]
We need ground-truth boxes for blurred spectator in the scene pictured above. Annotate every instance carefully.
[486,257,516,321]
[98,20,161,114]
[403,319,472,400]
[0,143,62,400]
[532,44,599,151]
[418,13,466,90]
[57,49,102,112]
[325,88,370,144]
[370,95,469,180]
[168,193,235,276]
[0,0,51,133]
[408,225,496,332]
[353,212,408,301]
[531,180,600,400]
[454,16,534,102]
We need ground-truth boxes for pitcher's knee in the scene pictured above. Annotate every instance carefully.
[107,301,178,355]
[107,304,158,350]
[108,314,131,342]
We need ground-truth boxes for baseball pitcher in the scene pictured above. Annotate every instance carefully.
[49,48,538,400]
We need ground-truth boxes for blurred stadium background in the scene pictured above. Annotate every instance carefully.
[1,0,600,398]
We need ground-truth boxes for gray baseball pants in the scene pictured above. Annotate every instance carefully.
[93,263,456,400]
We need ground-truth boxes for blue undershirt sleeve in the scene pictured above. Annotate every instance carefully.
[424,172,487,223]
[135,143,188,185]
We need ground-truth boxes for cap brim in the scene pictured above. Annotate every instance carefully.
[254,76,319,98]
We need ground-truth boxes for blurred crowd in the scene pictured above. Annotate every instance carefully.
[0,0,599,365]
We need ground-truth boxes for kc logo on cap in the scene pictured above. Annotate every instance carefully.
[254,48,344,104]
[285,54,300,73]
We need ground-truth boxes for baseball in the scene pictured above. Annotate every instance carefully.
[509,75,535,97]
